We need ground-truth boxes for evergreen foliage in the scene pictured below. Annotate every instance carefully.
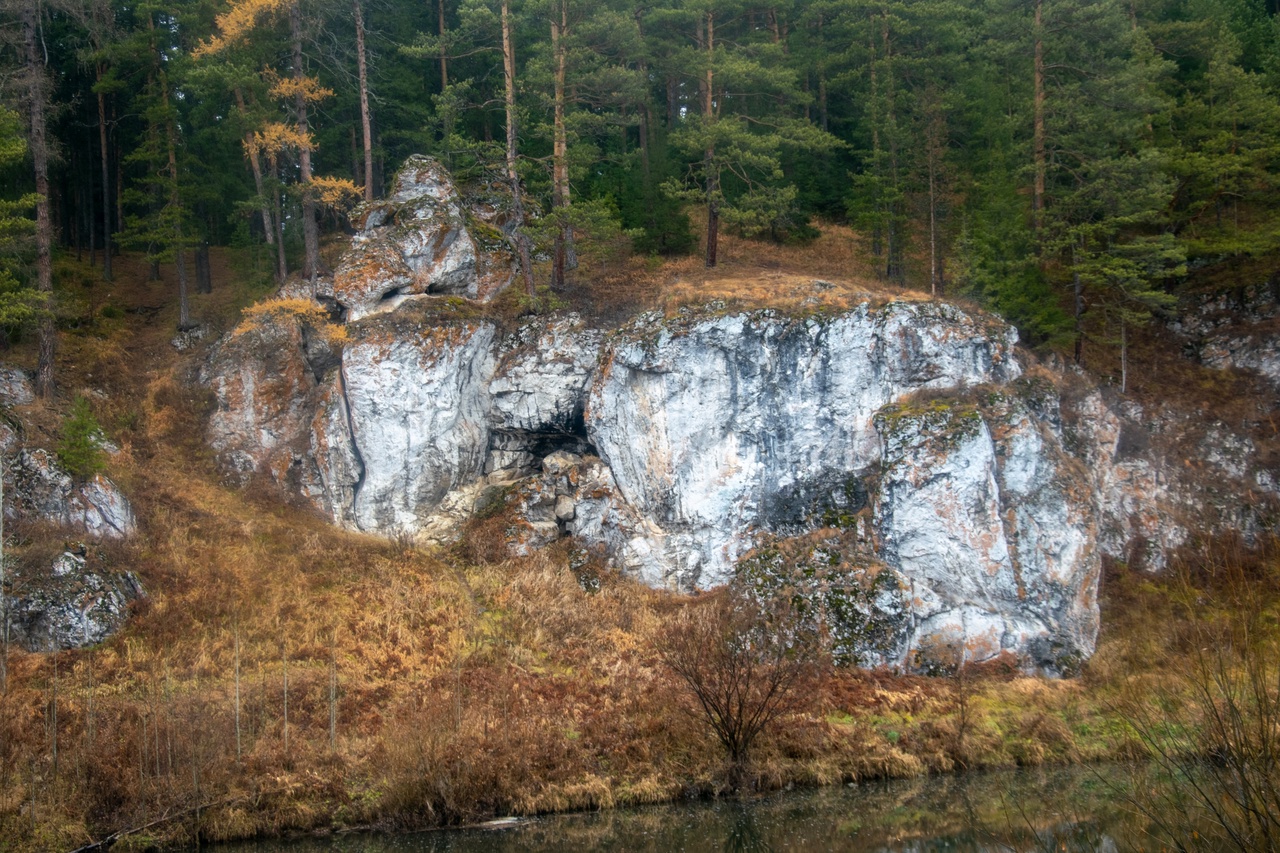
[3,0,1280,353]
[56,396,107,480]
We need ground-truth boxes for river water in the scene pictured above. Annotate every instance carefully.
[213,765,1160,852]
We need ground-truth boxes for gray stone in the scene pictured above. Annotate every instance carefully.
[6,551,144,651]
[321,155,519,320]
[0,366,34,406]
[584,302,1021,589]
[7,449,136,539]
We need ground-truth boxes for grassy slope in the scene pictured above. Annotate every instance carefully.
[0,232,1273,851]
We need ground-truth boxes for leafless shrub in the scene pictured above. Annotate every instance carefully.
[1118,548,1280,851]
[658,586,822,791]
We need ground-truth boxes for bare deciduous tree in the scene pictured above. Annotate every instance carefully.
[659,587,820,791]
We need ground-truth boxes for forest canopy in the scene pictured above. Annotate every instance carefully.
[3,0,1280,357]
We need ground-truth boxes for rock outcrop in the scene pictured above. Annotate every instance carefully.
[1176,283,1280,385]
[586,304,1019,589]
[7,450,137,540]
[5,548,143,651]
[201,157,1280,674]
[206,295,1110,671]
[318,155,519,320]
[0,365,143,650]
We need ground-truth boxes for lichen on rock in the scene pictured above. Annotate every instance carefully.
[319,155,520,320]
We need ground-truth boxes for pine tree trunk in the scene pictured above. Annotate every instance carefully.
[163,78,191,330]
[704,10,718,269]
[354,0,374,202]
[438,0,449,93]
[882,14,903,284]
[868,20,882,259]
[234,89,278,256]
[1120,320,1128,393]
[292,2,321,285]
[502,0,535,296]
[97,73,112,282]
[195,243,212,294]
[551,1,570,289]
[24,1,55,399]
[271,157,288,283]
[1073,245,1084,365]
[1033,0,1046,234]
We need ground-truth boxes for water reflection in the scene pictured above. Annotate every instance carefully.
[212,766,1145,852]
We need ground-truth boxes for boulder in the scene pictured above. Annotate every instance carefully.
[5,549,143,651]
[321,155,519,320]
[204,312,335,489]
[7,449,136,539]
[0,366,34,407]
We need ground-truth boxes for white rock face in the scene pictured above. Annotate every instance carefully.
[6,549,144,651]
[585,303,1021,589]
[874,396,1099,672]
[490,316,603,436]
[0,365,34,406]
[204,315,334,488]
[1175,284,1280,384]
[341,314,495,533]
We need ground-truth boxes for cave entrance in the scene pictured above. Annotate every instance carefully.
[486,410,597,477]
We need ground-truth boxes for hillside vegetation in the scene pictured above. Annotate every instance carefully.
[0,238,1275,850]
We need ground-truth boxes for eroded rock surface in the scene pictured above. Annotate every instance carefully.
[8,449,136,539]
[5,549,143,651]
[586,304,1020,589]
[319,155,519,320]
[200,157,1280,674]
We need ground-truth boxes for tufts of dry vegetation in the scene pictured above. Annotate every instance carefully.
[0,249,1276,851]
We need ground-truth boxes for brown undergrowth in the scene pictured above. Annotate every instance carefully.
[0,249,1274,851]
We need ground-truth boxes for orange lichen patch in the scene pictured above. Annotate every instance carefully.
[236,297,348,346]
[332,246,410,300]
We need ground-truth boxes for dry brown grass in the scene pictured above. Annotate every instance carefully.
[0,248,1272,850]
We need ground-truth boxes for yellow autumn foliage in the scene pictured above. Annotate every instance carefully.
[310,176,363,209]
[193,0,290,57]
[268,75,334,104]
[246,122,314,156]
[235,297,348,345]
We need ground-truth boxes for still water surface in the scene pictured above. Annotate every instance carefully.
[213,765,1158,852]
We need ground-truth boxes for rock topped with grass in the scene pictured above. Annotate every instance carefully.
[205,287,1118,671]
[8,449,136,540]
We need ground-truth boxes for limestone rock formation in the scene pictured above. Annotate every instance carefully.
[206,295,1114,670]
[1175,283,1280,384]
[319,155,519,320]
[200,157,1280,674]
[585,304,1020,589]
[5,548,143,651]
[7,449,136,540]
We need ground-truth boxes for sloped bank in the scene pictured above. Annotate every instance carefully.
[207,293,1108,672]
[203,156,1280,676]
